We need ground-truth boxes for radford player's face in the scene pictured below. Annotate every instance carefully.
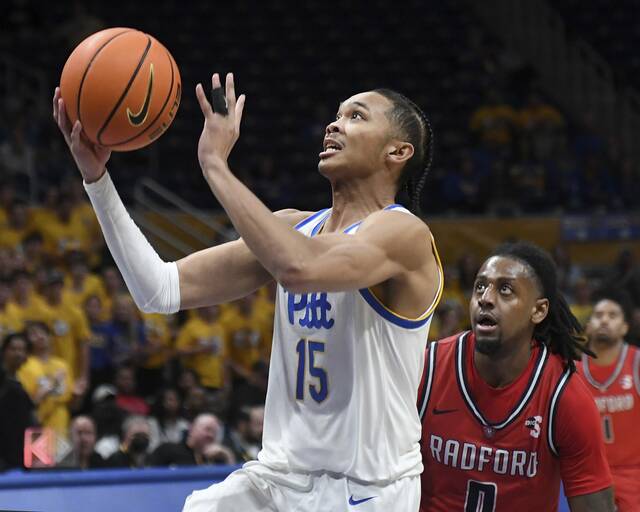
[470,256,548,356]
[587,299,628,346]
[318,91,394,179]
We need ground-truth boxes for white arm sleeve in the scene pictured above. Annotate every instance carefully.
[83,171,181,314]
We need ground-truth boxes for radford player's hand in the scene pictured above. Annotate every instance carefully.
[195,72,246,177]
[52,87,111,183]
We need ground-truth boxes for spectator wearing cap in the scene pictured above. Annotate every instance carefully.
[150,413,222,467]
[105,415,152,468]
[17,321,72,437]
[0,332,36,469]
[57,415,105,469]
[40,270,91,401]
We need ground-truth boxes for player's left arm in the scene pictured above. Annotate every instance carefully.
[567,488,615,512]
[554,374,615,512]
[194,73,431,293]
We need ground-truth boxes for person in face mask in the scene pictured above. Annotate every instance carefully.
[105,415,151,468]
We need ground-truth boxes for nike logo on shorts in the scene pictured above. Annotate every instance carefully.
[349,495,376,506]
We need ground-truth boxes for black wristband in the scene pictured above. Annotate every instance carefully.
[211,87,228,116]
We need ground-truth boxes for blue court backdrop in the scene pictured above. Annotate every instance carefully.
[0,466,235,512]
[0,466,571,511]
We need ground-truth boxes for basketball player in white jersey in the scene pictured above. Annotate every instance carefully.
[53,72,442,511]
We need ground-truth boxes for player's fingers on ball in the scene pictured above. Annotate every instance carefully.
[70,121,82,147]
[52,87,60,118]
[211,73,221,90]
[58,100,72,133]
[235,94,246,132]
[195,83,213,118]
[226,72,236,107]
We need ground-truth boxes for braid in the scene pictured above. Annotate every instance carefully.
[492,242,593,373]
[373,89,434,216]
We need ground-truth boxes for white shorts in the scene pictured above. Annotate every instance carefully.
[182,461,420,512]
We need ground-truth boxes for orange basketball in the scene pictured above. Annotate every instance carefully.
[60,27,181,152]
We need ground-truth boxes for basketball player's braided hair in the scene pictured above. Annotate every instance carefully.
[492,242,594,372]
[373,89,434,216]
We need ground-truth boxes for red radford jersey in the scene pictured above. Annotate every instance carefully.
[577,343,640,512]
[418,332,611,512]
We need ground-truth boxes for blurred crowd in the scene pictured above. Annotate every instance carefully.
[1,0,640,475]
[0,181,273,470]
[2,176,640,472]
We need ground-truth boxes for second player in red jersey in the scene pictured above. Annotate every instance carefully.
[578,293,640,512]
[419,242,613,512]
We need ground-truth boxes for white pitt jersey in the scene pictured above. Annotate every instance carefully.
[258,205,443,483]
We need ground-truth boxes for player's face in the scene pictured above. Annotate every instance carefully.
[587,299,628,345]
[318,91,395,179]
[470,256,549,356]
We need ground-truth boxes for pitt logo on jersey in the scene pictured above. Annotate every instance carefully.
[287,292,335,329]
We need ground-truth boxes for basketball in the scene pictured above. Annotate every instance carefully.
[59,27,181,151]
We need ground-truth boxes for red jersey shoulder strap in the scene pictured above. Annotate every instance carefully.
[418,341,438,420]
[632,345,640,396]
[547,366,573,457]
[581,342,629,391]
[455,332,550,431]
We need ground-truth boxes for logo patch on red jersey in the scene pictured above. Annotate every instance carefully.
[524,415,542,439]
[620,374,633,390]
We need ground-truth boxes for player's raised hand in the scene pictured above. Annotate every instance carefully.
[53,87,111,183]
[195,72,246,176]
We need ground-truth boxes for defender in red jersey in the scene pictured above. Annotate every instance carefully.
[418,243,613,512]
[578,293,640,512]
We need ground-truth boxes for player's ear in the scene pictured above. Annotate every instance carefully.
[531,298,549,325]
[387,141,414,166]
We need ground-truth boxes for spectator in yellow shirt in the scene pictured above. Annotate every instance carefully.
[0,277,22,339]
[62,251,108,309]
[176,306,229,393]
[41,271,90,398]
[138,312,175,396]
[570,278,593,328]
[0,200,30,251]
[18,321,72,438]
[469,88,518,147]
[38,191,89,260]
[7,270,49,326]
[222,295,265,383]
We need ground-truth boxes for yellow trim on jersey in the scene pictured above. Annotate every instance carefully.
[363,234,444,323]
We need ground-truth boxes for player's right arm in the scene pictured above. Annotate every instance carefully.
[554,375,615,512]
[53,88,308,311]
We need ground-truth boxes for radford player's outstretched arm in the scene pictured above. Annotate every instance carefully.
[53,87,308,312]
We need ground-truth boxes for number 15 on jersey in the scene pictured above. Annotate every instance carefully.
[295,339,328,403]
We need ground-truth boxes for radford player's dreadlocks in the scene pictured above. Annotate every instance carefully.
[492,242,594,372]
[374,89,434,216]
